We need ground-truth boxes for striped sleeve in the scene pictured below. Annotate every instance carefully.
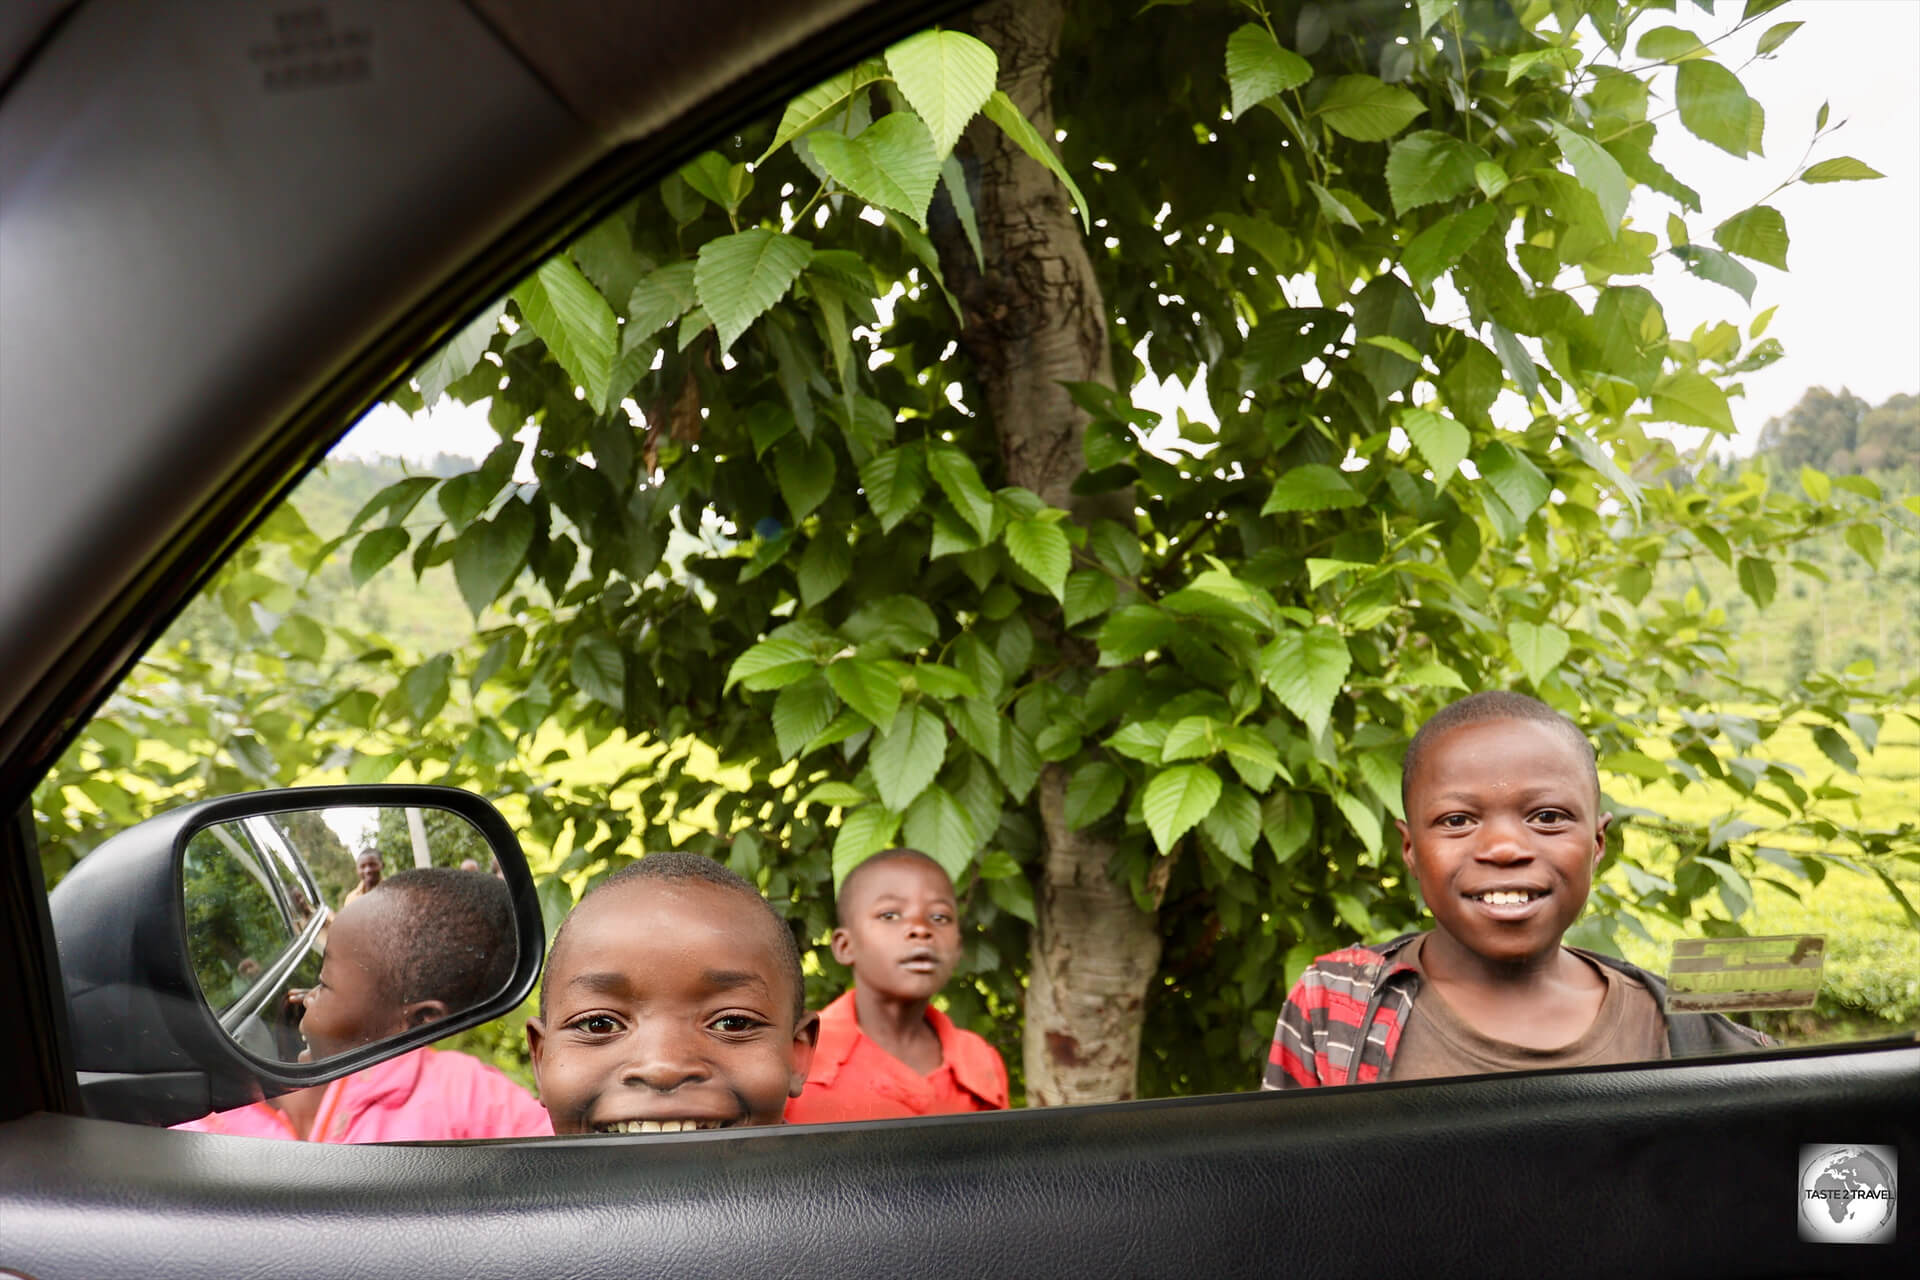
[1262,948,1387,1090]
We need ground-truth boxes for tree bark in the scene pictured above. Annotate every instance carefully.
[934,0,1159,1105]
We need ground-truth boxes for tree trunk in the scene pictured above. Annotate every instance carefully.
[935,0,1159,1104]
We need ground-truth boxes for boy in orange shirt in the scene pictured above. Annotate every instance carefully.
[786,848,1008,1123]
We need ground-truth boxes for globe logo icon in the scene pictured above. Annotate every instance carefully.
[1799,1144,1897,1244]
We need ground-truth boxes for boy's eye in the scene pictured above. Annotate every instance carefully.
[710,1013,766,1034]
[877,910,899,921]
[568,1013,623,1036]
[1531,808,1572,824]
[930,913,953,925]
[1437,813,1473,829]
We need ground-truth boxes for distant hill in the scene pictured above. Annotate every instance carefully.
[1755,388,1919,478]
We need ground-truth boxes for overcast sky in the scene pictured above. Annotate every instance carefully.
[338,0,1918,465]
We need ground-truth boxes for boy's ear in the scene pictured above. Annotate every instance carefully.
[1395,818,1417,871]
[828,926,854,967]
[399,999,451,1032]
[525,1016,547,1082]
[787,1010,821,1097]
[1592,812,1613,870]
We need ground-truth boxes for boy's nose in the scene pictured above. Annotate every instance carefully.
[1475,815,1533,861]
[620,1028,710,1091]
[904,915,933,938]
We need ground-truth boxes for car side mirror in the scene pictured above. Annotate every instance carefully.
[47,784,544,1126]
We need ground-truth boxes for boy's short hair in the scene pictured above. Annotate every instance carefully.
[542,852,805,1020]
[834,847,951,927]
[371,867,516,1009]
[1401,691,1600,808]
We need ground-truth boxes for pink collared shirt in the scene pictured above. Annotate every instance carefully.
[785,989,1009,1124]
[174,1046,552,1142]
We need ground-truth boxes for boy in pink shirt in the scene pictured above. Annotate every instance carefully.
[177,867,547,1141]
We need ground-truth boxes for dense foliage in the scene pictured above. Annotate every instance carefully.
[36,0,1918,1101]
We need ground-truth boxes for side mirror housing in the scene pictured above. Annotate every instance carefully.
[48,784,544,1126]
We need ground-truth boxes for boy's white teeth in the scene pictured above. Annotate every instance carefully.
[597,1119,723,1134]
[1478,890,1535,905]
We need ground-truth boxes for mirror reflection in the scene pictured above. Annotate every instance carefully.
[183,806,516,1065]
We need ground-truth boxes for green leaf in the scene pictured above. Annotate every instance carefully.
[1262,792,1314,864]
[775,435,836,521]
[927,443,995,540]
[1810,725,1859,774]
[1240,308,1345,384]
[1261,625,1352,738]
[570,634,625,710]
[1675,60,1753,157]
[1713,205,1788,269]
[1399,407,1470,489]
[1142,764,1222,854]
[513,257,617,405]
[1488,323,1540,403]
[1226,23,1311,117]
[350,527,410,586]
[826,657,904,729]
[1313,75,1425,141]
[727,635,818,693]
[1384,131,1484,216]
[1844,522,1884,570]
[1200,782,1261,870]
[1634,26,1706,62]
[1735,556,1777,609]
[1473,161,1509,198]
[1478,441,1552,527]
[451,500,534,617]
[1334,790,1383,855]
[694,228,814,353]
[809,112,942,226]
[1065,761,1127,830]
[980,90,1090,230]
[761,59,889,160]
[902,783,981,883]
[1414,0,1458,34]
[886,29,997,160]
[1004,518,1072,600]
[843,596,940,654]
[1801,156,1885,183]
[1672,244,1756,302]
[796,532,852,608]
[801,781,869,809]
[1507,620,1570,687]
[1063,570,1119,628]
[625,261,699,341]
[1309,182,1375,230]
[773,675,838,760]
[1550,123,1629,230]
[1402,204,1497,292]
[858,444,929,532]
[1261,464,1364,513]
[271,613,326,662]
[417,305,499,407]
[1306,559,1373,590]
[872,705,947,809]
[1799,465,1832,503]
[1755,20,1801,55]
[1563,429,1643,519]
[1402,662,1467,690]
[1099,605,1178,663]
[940,153,984,269]
[832,805,904,889]
[1650,371,1735,435]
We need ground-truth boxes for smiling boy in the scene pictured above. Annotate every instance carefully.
[1263,691,1767,1089]
[785,848,1008,1124]
[527,853,818,1134]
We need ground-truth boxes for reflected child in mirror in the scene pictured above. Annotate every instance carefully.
[176,867,549,1141]
[784,848,1008,1124]
[527,853,818,1134]
[1263,691,1770,1090]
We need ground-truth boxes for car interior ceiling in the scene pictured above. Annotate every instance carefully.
[0,2,1912,1277]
